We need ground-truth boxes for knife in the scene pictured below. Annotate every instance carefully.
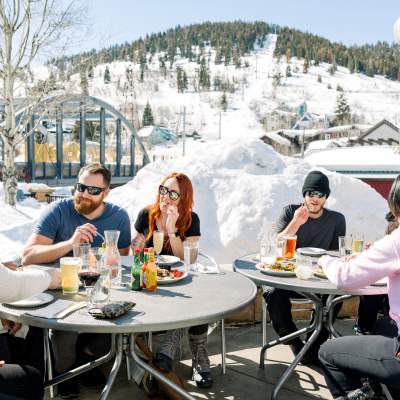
[55,302,87,319]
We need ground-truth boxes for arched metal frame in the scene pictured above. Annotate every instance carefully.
[18,95,149,183]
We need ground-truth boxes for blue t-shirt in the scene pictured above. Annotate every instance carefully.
[34,199,131,253]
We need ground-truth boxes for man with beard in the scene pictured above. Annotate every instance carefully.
[264,170,346,365]
[22,163,131,398]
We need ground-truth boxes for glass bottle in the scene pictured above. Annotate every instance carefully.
[146,248,157,292]
[102,230,122,287]
[88,267,111,307]
[131,248,142,291]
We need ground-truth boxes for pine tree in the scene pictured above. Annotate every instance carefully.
[199,57,210,91]
[88,64,94,78]
[177,67,183,93]
[328,58,337,76]
[220,92,227,112]
[182,70,188,91]
[142,102,154,126]
[333,92,351,125]
[336,84,344,91]
[272,71,282,88]
[303,56,309,73]
[285,65,292,77]
[104,65,111,84]
[317,74,322,83]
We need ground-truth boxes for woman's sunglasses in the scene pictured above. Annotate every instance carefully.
[74,183,106,196]
[159,185,180,201]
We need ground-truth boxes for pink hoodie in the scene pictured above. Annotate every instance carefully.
[319,227,400,331]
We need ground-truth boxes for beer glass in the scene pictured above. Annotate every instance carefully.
[153,230,164,262]
[277,234,297,259]
[60,257,81,295]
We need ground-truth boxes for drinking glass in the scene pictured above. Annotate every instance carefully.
[183,239,199,272]
[352,238,364,253]
[260,239,275,264]
[60,257,81,295]
[338,236,346,257]
[295,255,313,280]
[79,248,101,292]
[72,243,91,270]
[153,230,164,262]
[276,235,297,259]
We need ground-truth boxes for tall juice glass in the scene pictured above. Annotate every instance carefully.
[153,230,164,262]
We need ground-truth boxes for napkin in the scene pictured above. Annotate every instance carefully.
[196,263,220,274]
[25,300,85,319]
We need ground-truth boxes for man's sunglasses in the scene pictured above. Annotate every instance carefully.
[74,183,106,196]
[306,190,326,199]
[159,185,180,201]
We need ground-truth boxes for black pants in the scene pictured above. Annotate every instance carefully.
[265,288,341,356]
[357,294,389,333]
[319,334,400,398]
[0,327,45,400]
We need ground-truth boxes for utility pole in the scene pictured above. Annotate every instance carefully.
[218,112,222,140]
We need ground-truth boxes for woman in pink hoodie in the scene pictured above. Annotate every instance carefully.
[318,176,400,400]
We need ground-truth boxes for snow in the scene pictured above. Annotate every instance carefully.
[305,146,400,172]
[0,139,389,263]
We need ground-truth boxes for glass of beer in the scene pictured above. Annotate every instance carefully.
[352,238,364,253]
[60,257,81,295]
[282,234,297,259]
[153,230,164,262]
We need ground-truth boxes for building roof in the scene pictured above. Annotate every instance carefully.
[358,119,399,140]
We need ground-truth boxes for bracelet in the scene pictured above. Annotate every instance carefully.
[167,231,176,237]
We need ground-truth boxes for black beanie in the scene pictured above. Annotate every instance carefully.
[302,171,330,198]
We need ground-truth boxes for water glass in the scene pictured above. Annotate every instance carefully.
[183,239,199,272]
[295,255,313,280]
[260,240,275,263]
[338,236,352,256]
[72,243,91,269]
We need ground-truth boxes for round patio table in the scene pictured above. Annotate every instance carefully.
[234,254,388,400]
[0,267,257,400]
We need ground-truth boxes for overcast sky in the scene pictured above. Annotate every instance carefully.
[77,0,400,53]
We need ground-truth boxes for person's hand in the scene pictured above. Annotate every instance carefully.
[293,205,309,226]
[166,204,179,233]
[131,233,145,251]
[0,360,5,368]
[1,319,21,336]
[69,223,97,246]
[47,268,62,289]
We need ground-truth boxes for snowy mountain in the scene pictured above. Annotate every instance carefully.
[41,32,400,149]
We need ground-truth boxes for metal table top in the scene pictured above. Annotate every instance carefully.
[0,268,257,334]
[234,254,388,296]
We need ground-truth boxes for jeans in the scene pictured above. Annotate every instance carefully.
[265,288,341,356]
[357,294,389,333]
[0,327,45,400]
[50,330,110,373]
[319,333,400,398]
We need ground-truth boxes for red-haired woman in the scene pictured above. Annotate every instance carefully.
[132,172,212,388]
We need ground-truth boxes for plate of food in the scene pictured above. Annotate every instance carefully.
[313,268,327,279]
[4,293,54,308]
[297,247,326,257]
[157,268,188,284]
[255,260,296,276]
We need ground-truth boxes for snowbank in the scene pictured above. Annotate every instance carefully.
[108,139,388,263]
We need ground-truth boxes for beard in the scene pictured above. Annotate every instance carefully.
[74,195,104,215]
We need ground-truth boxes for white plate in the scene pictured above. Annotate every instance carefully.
[4,293,54,308]
[157,271,188,285]
[255,263,296,277]
[156,255,181,267]
[297,247,327,257]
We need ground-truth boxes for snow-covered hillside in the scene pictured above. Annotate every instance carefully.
[50,33,400,144]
